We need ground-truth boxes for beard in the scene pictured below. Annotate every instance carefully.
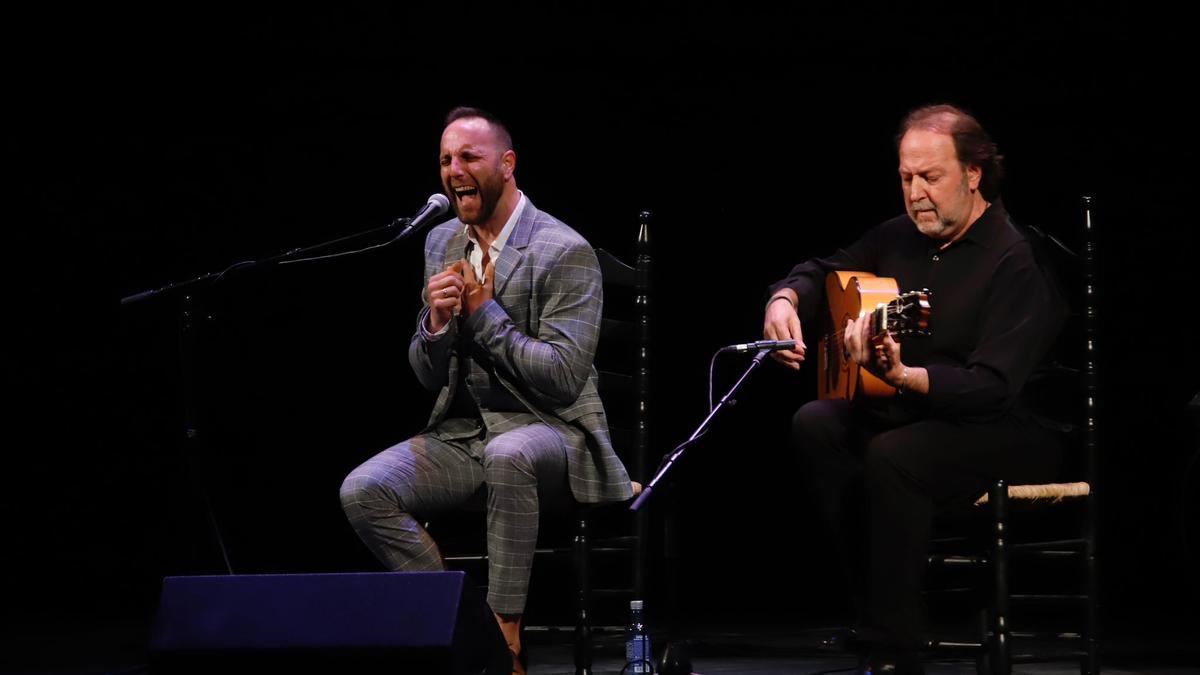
[911,205,956,238]
[910,180,973,240]
[450,167,506,226]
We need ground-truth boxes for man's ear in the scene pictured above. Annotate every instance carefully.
[966,164,982,192]
[502,149,516,180]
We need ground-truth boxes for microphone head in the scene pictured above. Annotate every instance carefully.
[428,193,450,214]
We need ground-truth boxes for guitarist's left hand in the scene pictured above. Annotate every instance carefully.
[845,315,906,386]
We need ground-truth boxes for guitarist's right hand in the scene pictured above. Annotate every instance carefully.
[763,288,806,370]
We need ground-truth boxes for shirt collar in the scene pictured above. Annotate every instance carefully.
[464,191,526,254]
[929,199,1007,252]
[957,199,1007,249]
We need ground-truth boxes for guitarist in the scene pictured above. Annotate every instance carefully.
[762,104,1066,675]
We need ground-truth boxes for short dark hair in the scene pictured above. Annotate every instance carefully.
[897,104,1005,200]
[444,106,514,152]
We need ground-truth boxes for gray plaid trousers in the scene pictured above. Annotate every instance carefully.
[339,421,568,614]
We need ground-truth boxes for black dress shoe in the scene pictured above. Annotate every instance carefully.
[658,640,694,675]
[820,627,860,653]
[859,648,924,675]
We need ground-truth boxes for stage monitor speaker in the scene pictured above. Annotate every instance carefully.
[149,571,509,674]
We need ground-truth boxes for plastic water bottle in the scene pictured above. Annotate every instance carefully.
[625,599,653,673]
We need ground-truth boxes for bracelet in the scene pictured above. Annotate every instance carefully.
[896,367,909,395]
[766,295,796,311]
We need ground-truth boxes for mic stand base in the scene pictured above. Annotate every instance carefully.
[627,349,773,675]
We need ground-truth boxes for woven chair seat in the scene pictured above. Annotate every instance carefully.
[974,481,1091,505]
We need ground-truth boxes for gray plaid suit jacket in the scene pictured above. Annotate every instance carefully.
[408,198,634,504]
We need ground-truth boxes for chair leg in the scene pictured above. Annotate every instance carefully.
[1083,493,1100,675]
[573,514,593,675]
[975,608,990,675]
[990,480,1011,675]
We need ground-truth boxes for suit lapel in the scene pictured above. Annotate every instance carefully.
[444,225,470,268]
[438,224,469,426]
[492,199,537,297]
[492,246,522,298]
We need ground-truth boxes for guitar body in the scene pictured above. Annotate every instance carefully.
[818,271,901,400]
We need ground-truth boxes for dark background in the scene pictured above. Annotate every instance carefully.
[6,4,1199,665]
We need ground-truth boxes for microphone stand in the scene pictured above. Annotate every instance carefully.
[631,348,772,512]
[122,214,434,574]
[121,214,425,306]
[626,347,772,675]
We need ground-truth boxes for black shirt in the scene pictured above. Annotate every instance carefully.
[770,201,1066,422]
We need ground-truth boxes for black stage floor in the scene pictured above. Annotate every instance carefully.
[8,622,1198,675]
[520,625,1198,675]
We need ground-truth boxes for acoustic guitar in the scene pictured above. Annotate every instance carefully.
[818,271,931,400]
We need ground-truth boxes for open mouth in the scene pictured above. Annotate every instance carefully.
[452,185,479,201]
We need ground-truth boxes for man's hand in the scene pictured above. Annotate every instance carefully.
[427,260,466,333]
[845,313,904,385]
[462,259,495,316]
[763,289,806,370]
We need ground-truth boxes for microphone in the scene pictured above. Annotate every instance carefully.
[402,193,451,231]
[720,339,798,353]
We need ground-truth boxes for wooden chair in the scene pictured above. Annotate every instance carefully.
[927,196,1100,675]
[439,211,654,675]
